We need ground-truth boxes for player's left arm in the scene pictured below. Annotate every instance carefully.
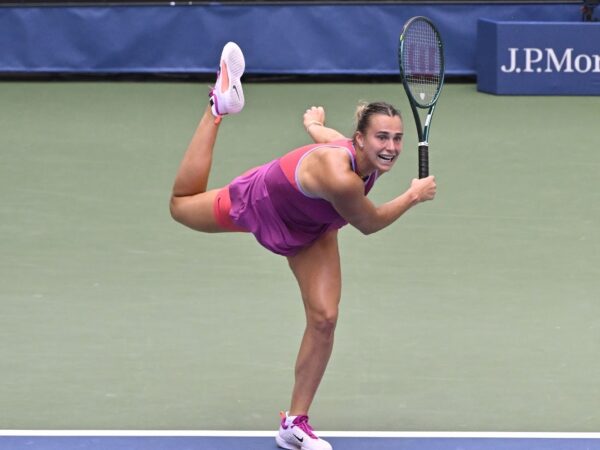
[303,106,346,143]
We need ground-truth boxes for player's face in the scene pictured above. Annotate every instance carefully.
[356,114,403,175]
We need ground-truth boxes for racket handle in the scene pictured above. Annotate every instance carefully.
[418,143,429,179]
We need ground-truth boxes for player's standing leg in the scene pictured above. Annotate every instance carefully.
[276,231,339,450]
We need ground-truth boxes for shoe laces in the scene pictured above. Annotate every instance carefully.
[292,415,318,439]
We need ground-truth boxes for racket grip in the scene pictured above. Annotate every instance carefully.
[418,144,429,179]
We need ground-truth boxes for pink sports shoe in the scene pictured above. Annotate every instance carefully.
[276,411,333,450]
[209,41,245,117]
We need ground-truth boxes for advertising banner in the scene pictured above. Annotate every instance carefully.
[477,19,600,95]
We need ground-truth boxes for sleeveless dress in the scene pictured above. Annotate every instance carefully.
[227,139,378,256]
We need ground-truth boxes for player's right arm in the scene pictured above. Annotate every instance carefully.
[324,174,436,235]
[301,147,436,235]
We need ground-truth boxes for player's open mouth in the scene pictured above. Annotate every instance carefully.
[378,154,396,162]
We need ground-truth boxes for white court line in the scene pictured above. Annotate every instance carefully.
[1,430,600,439]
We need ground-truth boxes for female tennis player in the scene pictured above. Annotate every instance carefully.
[170,42,436,450]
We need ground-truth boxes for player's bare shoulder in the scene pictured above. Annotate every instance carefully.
[299,145,361,198]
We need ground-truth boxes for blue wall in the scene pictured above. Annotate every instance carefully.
[0,3,582,76]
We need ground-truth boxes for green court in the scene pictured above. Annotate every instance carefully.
[1,81,599,432]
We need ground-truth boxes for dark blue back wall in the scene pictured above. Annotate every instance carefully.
[0,3,582,76]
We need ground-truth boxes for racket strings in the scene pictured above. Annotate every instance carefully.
[402,20,442,107]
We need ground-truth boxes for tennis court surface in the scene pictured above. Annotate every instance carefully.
[1,81,599,447]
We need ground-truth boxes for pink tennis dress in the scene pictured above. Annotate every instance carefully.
[228,139,378,256]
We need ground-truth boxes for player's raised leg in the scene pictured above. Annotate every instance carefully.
[169,42,245,232]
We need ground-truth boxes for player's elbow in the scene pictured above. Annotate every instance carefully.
[353,222,379,236]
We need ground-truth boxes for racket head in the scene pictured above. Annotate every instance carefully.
[398,16,445,109]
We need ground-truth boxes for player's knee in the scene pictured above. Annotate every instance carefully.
[307,306,339,336]
[169,195,195,227]
[169,196,184,223]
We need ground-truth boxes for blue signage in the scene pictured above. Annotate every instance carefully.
[477,19,600,95]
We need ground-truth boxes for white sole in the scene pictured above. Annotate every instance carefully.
[221,41,245,81]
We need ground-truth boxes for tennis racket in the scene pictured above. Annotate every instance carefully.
[398,16,445,179]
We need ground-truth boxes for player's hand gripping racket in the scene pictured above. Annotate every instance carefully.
[398,16,445,178]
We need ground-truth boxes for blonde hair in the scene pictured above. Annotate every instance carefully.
[353,101,402,142]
